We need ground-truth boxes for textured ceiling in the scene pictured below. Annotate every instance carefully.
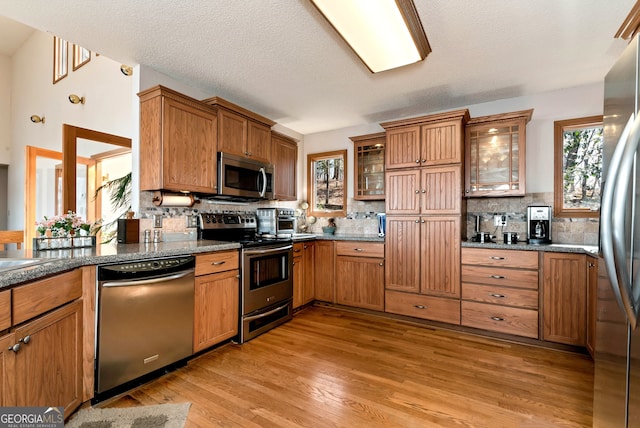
[0,0,634,134]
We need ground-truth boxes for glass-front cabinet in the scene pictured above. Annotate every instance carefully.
[464,109,533,197]
[350,132,385,200]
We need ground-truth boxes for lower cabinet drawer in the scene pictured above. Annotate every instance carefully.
[462,283,538,309]
[385,290,460,325]
[461,301,538,339]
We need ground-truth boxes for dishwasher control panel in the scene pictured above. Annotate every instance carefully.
[98,256,195,281]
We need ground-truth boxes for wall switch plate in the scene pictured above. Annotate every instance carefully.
[186,214,198,228]
[153,214,163,228]
[494,214,507,227]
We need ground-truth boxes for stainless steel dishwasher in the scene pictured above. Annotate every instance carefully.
[95,255,195,400]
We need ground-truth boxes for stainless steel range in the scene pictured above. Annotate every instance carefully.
[199,212,293,343]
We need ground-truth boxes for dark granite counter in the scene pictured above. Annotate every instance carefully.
[461,240,598,255]
[0,240,240,289]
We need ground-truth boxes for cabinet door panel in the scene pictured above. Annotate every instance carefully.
[303,242,315,304]
[385,169,420,214]
[163,97,217,192]
[272,135,297,201]
[385,127,421,169]
[0,334,16,407]
[14,301,82,418]
[385,217,421,293]
[314,240,335,302]
[421,120,462,165]
[421,165,462,214]
[542,252,587,345]
[421,216,461,298]
[194,270,239,352]
[293,255,303,309]
[247,121,271,163]
[336,256,384,311]
[218,109,247,156]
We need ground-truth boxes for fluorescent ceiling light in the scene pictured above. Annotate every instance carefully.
[310,0,431,73]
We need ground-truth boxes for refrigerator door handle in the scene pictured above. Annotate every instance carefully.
[602,114,635,326]
[611,112,640,329]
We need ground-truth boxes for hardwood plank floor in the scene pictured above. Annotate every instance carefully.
[105,306,594,427]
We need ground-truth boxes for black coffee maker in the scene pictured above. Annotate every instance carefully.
[527,205,552,244]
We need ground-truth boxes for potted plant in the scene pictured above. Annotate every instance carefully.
[322,218,336,235]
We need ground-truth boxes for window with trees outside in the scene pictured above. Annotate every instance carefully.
[307,150,347,218]
[553,115,603,218]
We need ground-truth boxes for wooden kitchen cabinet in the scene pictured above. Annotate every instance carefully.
[542,252,587,346]
[385,216,462,323]
[293,241,315,309]
[464,109,533,197]
[381,109,469,170]
[461,248,539,339]
[587,256,598,357]
[203,96,275,164]
[194,251,240,352]
[314,240,335,302]
[2,269,83,418]
[271,131,298,201]
[350,132,385,200]
[335,242,385,311]
[385,165,462,215]
[138,85,218,193]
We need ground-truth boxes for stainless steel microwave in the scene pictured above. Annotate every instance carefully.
[217,152,274,201]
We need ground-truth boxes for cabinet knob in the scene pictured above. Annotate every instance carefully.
[20,335,31,344]
[465,189,470,193]
[421,159,426,163]
[421,220,425,223]
[490,316,505,322]
[8,343,20,353]
[415,159,420,163]
[378,262,384,266]
[415,190,420,194]
[415,220,420,223]
[421,189,426,193]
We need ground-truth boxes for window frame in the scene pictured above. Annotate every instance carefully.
[53,36,68,84]
[553,115,603,218]
[307,150,347,218]
[72,44,91,71]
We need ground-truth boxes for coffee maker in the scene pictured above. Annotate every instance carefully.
[527,205,552,244]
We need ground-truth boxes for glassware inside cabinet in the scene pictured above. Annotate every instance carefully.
[350,132,385,200]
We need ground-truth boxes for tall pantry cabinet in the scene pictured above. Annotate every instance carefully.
[381,109,469,324]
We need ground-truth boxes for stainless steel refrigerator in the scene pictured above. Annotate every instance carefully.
[595,33,640,427]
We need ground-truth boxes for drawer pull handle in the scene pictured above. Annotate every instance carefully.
[489,293,506,298]
[211,261,226,266]
[414,305,427,309]
[294,249,302,253]
[354,248,364,251]
[489,275,505,279]
[490,256,505,260]
[491,316,505,322]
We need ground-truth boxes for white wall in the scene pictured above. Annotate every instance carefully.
[303,82,604,196]
[8,30,134,230]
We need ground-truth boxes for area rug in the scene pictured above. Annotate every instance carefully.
[65,402,191,428]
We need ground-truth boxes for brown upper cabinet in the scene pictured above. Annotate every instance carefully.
[271,131,298,201]
[381,109,470,169]
[138,85,218,193]
[464,109,533,197]
[202,96,275,164]
[350,132,385,200]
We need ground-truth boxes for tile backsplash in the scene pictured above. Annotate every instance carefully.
[466,192,599,246]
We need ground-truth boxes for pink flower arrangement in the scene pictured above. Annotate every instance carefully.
[35,211,93,237]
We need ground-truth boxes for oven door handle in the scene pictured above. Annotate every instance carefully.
[243,245,293,255]
[244,301,290,322]
[100,269,194,287]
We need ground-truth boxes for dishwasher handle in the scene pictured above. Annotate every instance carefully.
[100,269,194,288]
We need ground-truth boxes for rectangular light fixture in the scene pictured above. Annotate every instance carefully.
[310,0,431,73]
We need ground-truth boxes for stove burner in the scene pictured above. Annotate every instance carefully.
[198,211,292,248]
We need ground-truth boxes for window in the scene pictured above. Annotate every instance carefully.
[553,116,603,218]
[53,36,68,83]
[73,44,91,70]
[307,150,347,217]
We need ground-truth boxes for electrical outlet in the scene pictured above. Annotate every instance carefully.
[186,214,198,228]
[153,214,163,228]
[493,214,507,228]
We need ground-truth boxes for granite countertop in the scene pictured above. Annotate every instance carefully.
[0,240,240,289]
[461,240,599,255]
[307,233,385,242]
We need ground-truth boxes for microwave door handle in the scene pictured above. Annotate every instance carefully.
[611,113,640,328]
[259,167,267,197]
[602,114,634,323]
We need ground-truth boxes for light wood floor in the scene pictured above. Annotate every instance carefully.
[106,306,594,427]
